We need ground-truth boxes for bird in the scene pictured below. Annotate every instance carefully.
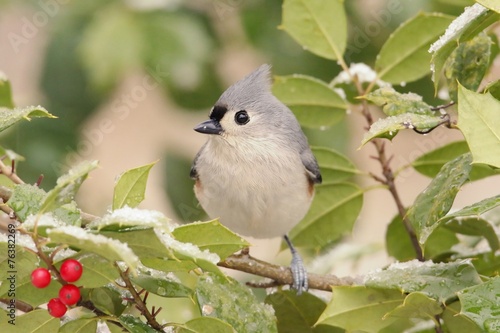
[190,64,322,294]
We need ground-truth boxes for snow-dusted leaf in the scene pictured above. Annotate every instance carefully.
[316,286,404,332]
[311,146,358,183]
[177,317,236,333]
[458,277,500,331]
[288,182,363,251]
[407,153,472,245]
[0,309,59,333]
[363,87,434,116]
[8,184,46,221]
[272,75,347,129]
[0,72,14,108]
[376,13,454,84]
[280,0,346,60]
[445,33,491,101]
[89,206,171,231]
[40,160,99,213]
[0,106,56,133]
[141,257,198,273]
[457,85,500,169]
[48,226,139,273]
[429,4,499,91]
[112,161,157,210]
[361,113,444,146]
[172,220,249,260]
[412,141,499,180]
[195,272,277,333]
[364,260,482,302]
[385,292,443,320]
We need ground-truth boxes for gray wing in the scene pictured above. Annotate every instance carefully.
[301,147,322,184]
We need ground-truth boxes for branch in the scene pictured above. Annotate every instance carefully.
[219,252,358,292]
[117,266,164,331]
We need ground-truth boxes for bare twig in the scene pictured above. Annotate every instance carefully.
[117,266,164,331]
[219,252,358,292]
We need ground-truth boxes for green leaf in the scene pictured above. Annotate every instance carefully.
[406,153,472,245]
[444,33,491,101]
[172,220,249,260]
[363,87,435,116]
[316,286,404,332]
[265,290,326,333]
[0,309,59,333]
[442,301,482,333]
[430,5,499,91]
[0,106,56,133]
[40,160,99,213]
[113,161,157,210]
[119,314,158,333]
[195,272,277,333]
[385,214,458,261]
[458,277,500,331]
[0,272,60,307]
[0,243,38,282]
[484,79,500,100]
[59,252,120,288]
[412,141,499,180]
[280,0,346,60]
[364,260,482,302]
[288,182,363,250]
[385,292,443,320]
[89,287,126,316]
[59,318,98,333]
[131,270,192,298]
[272,75,347,129]
[476,0,500,12]
[0,73,14,108]
[177,317,236,333]
[376,13,454,84]
[444,218,499,252]
[8,184,45,221]
[361,113,445,146]
[457,85,500,169]
[311,146,358,183]
[48,226,139,273]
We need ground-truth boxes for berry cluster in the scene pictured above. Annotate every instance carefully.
[30,259,83,318]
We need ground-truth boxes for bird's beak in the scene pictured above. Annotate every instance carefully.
[194,119,223,135]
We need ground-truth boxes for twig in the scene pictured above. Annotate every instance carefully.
[0,159,24,184]
[219,252,358,291]
[117,265,164,331]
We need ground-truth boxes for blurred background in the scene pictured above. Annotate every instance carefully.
[0,0,497,299]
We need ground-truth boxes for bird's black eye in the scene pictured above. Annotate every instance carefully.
[234,110,250,125]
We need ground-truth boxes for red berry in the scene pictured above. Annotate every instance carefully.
[47,298,67,318]
[31,268,51,288]
[59,284,81,306]
[60,259,83,282]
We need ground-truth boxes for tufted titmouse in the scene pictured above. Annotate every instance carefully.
[190,64,322,293]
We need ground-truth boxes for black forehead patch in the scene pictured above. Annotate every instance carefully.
[210,105,227,122]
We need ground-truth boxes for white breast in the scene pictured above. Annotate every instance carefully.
[194,137,313,238]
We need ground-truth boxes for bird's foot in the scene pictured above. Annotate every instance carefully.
[284,235,308,295]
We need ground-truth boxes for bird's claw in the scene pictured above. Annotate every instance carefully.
[284,235,308,295]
